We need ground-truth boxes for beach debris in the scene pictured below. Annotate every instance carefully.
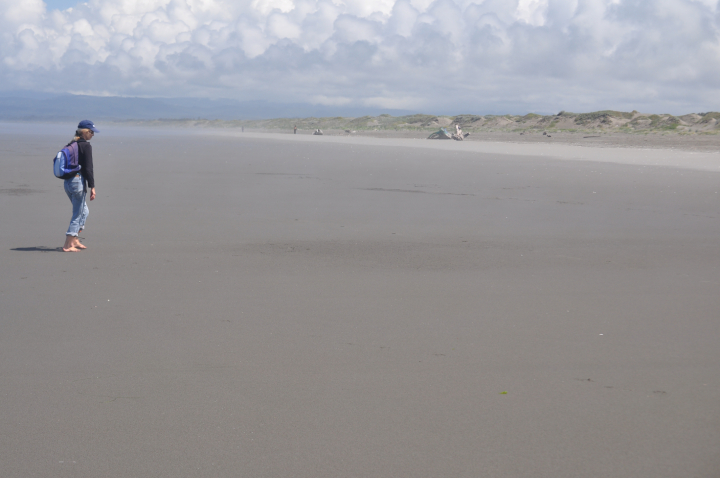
[427,128,453,139]
[500,391,508,394]
[427,126,471,141]
[313,129,323,135]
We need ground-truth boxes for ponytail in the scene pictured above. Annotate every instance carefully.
[71,128,89,143]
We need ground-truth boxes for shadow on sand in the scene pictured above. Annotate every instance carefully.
[11,246,62,252]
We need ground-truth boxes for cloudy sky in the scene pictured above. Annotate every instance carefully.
[1,0,719,114]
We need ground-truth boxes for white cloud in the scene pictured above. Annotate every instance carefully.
[267,12,302,39]
[363,95,428,110]
[517,0,547,25]
[252,0,295,15]
[0,0,718,113]
[311,94,352,105]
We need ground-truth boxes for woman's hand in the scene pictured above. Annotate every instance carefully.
[89,188,96,201]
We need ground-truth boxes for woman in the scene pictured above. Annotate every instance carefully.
[62,120,98,252]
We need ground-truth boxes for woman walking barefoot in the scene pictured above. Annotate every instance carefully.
[62,120,98,252]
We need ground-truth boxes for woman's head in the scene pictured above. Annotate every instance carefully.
[73,120,99,142]
[77,120,100,134]
[72,128,94,142]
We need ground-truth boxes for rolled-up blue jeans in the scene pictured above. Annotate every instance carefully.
[64,175,88,236]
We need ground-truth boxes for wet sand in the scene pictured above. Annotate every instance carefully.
[1,126,719,477]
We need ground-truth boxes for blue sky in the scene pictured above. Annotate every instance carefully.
[43,0,78,11]
[1,0,719,115]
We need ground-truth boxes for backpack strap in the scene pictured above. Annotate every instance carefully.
[69,141,80,166]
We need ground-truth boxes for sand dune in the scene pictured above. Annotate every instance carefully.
[116,110,720,137]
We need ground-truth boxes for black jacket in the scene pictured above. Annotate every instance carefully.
[73,139,95,189]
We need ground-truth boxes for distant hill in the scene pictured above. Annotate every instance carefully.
[0,93,414,121]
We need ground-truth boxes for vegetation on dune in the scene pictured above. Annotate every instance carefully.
[123,109,720,134]
[699,112,720,123]
[453,114,484,124]
[395,114,436,124]
[520,113,541,121]
[574,110,635,125]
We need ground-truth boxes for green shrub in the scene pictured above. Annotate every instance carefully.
[699,112,720,123]
[348,116,373,126]
[397,114,436,124]
[453,114,484,124]
[575,110,634,124]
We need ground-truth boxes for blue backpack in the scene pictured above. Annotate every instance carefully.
[53,142,81,179]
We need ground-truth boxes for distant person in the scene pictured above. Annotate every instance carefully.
[241,126,244,132]
[294,125,297,134]
[61,120,98,252]
[452,124,465,141]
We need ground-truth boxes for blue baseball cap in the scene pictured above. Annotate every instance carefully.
[78,120,100,133]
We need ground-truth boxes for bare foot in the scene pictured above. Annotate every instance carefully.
[63,235,83,251]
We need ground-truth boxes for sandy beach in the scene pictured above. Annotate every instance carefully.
[1,125,718,477]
